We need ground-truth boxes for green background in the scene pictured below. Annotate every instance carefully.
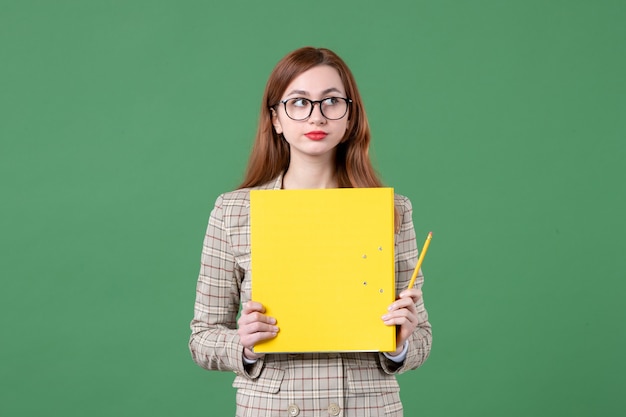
[1,0,624,416]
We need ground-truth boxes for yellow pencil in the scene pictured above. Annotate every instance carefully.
[406,232,432,290]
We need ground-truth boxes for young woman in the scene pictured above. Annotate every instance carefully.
[189,47,432,417]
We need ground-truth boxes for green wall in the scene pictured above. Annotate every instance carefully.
[1,1,624,415]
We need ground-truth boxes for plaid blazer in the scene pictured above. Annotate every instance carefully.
[189,176,432,416]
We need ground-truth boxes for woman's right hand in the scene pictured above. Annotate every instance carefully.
[237,301,279,360]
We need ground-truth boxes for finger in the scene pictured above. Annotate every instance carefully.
[241,300,266,314]
[398,288,422,303]
[238,311,277,327]
[382,315,414,327]
[238,317,280,340]
[381,308,417,325]
[240,328,279,351]
[242,320,280,334]
[250,329,279,344]
[387,296,418,313]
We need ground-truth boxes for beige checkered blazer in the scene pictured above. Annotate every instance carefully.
[189,176,432,416]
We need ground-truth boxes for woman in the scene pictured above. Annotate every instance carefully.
[189,47,432,416]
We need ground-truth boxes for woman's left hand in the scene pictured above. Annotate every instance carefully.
[381,288,422,356]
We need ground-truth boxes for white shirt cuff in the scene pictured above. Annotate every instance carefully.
[383,341,409,363]
[243,354,258,365]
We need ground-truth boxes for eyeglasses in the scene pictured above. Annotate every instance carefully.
[276,97,352,121]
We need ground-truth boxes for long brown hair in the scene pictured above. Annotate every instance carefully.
[239,47,384,189]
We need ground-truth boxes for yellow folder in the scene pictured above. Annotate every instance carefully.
[250,188,396,353]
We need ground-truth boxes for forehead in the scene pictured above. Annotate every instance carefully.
[283,65,345,96]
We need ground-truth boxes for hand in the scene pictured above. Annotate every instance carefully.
[237,301,279,361]
[381,288,422,356]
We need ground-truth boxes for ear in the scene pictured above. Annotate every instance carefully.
[271,107,283,134]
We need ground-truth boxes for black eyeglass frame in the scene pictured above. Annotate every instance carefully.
[274,97,352,121]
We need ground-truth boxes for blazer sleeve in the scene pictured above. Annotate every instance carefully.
[379,195,433,374]
[189,194,257,377]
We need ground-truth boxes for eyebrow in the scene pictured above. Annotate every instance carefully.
[285,87,343,97]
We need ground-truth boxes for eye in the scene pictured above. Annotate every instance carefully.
[291,98,309,107]
[322,97,340,106]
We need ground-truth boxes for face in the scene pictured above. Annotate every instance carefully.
[272,65,350,163]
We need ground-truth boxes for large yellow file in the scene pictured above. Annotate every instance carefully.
[250,188,396,353]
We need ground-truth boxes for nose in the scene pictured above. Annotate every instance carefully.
[308,102,326,123]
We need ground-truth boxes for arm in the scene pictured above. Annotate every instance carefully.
[188,195,255,376]
[379,195,433,374]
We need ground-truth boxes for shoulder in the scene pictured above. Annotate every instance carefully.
[212,177,280,218]
[207,190,251,232]
[216,189,251,208]
[394,193,413,214]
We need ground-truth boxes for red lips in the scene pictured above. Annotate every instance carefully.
[305,131,328,141]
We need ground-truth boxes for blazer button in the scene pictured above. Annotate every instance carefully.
[287,404,300,416]
[328,403,341,416]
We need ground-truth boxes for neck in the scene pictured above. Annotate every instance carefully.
[282,154,338,190]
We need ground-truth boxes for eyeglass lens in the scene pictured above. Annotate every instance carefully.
[284,98,349,120]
